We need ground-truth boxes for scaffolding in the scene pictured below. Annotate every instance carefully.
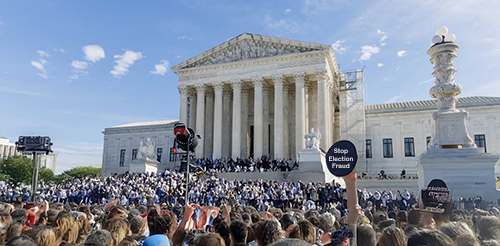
[339,69,367,173]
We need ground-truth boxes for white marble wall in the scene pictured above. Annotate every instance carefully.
[365,105,500,176]
[101,129,176,176]
[0,138,19,159]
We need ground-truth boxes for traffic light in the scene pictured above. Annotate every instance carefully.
[173,123,199,152]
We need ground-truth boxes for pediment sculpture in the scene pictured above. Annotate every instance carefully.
[183,41,321,69]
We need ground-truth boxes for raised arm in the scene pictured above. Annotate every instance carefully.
[343,172,358,225]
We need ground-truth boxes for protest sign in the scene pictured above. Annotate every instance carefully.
[325,140,357,177]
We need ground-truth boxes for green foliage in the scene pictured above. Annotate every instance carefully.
[60,166,101,179]
[39,167,55,182]
[0,156,101,185]
[0,155,33,184]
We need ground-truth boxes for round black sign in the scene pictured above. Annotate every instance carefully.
[325,140,358,177]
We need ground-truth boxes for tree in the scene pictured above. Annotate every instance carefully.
[39,167,55,182]
[0,155,33,184]
[57,166,101,182]
[0,155,57,184]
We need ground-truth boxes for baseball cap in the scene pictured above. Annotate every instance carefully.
[142,234,170,246]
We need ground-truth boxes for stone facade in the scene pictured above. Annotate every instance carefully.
[101,33,500,179]
[365,97,500,176]
[101,96,500,176]
[101,120,177,176]
[0,136,19,159]
[172,33,340,160]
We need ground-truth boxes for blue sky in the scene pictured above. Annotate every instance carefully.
[1,0,499,173]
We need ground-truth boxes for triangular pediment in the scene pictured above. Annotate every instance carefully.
[172,33,331,72]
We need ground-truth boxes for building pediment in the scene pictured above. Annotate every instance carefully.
[172,33,331,72]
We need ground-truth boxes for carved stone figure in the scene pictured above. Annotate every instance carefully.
[138,138,155,160]
[305,128,321,149]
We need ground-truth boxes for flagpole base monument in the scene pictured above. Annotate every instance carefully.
[130,138,159,174]
[417,27,500,202]
[287,129,344,186]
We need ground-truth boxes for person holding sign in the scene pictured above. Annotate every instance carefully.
[324,172,359,246]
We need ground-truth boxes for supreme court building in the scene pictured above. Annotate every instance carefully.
[101,33,500,177]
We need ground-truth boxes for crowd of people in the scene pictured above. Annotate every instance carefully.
[0,171,419,212]
[0,171,499,246]
[196,157,298,173]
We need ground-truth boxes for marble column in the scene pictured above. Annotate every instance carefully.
[263,84,270,157]
[317,71,329,150]
[222,87,233,158]
[273,75,284,159]
[333,111,340,142]
[204,90,214,157]
[232,80,242,159]
[189,90,197,130]
[294,73,306,155]
[212,82,224,159]
[241,87,249,158]
[253,78,264,159]
[195,85,205,158]
[178,86,189,124]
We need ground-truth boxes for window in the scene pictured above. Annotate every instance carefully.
[157,148,163,162]
[426,136,431,149]
[132,149,138,160]
[383,139,393,158]
[475,134,486,153]
[119,149,126,167]
[404,137,415,157]
[366,139,372,158]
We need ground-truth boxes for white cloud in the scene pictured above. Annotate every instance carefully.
[417,78,434,86]
[83,45,105,62]
[177,55,181,58]
[71,60,89,79]
[53,48,65,53]
[150,60,170,75]
[71,60,88,70]
[71,70,88,80]
[111,50,144,78]
[386,95,403,103]
[377,63,384,67]
[358,45,380,61]
[332,40,348,54]
[377,29,388,43]
[264,14,301,36]
[397,50,407,57]
[37,50,49,57]
[468,80,500,97]
[285,8,292,14]
[31,50,49,78]
[177,35,188,40]
[381,42,387,46]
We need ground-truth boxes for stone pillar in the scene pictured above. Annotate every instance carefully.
[333,111,340,142]
[212,82,224,158]
[253,78,264,159]
[204,90,214,157]
[241,87,249,158]
[0,144,3,159]
[178,86,188,124]
[273,75,284,159]
[317,71,329,150]
[304,81,310,132]
[294,73,306,155]
[188,90,197,130]
[222,86,233,158]
[232,80,242,159]
[263,84,270,157]
[195,85,205,158]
